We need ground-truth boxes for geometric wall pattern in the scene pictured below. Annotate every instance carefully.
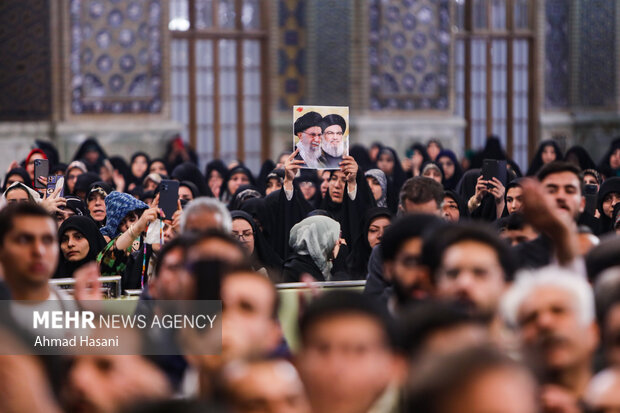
[578,0,616,108]
[307,0,351,106]
[278,0,306,110]
[0,0,51,120]
[369,0,451,111]
[70,0,163,114]
[544,0,570,109]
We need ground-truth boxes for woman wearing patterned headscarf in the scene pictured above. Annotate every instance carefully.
[364,169,388,208]
[283,215,342,282]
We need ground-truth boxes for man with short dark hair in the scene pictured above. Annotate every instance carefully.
[296,291,402,413]
[424,224,516,330]
[0,203,60,301]
[399,176,444,215]
[364,178,444,302]
[404,346,538,413]
[514,162,583,269]
[375,214,444,310]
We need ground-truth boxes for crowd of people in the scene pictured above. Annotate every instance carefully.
[1,132,620,413]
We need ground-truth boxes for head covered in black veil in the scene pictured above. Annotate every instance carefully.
[436,149,463,191]
[73,137,107,172]
[294,169,322,208]
[171,162,212,197]
[598,137,620,178]
[346,207,393,280]
[443,189,469,221]
[108,156,132,188]
[64,196,89,217]
[377,147,407,212]
[526,140,564,176]
[564,146,596,171]
[228,184,262,211]
[256,159,277,194]
[3,167,31,192]
[74,172,101,199]
[56,216,107,278]
[349,144,374,172]
[239,197,273,240]
[230,210,283,281]
[221,164,256,202]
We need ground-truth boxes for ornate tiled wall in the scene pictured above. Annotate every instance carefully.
[0,0,51,120]
[368,0,451,111]
[544,0,570,109]
[306,0,352,106]
[277,0,306,110]
[578,0,616,108]
[69,0,164,114]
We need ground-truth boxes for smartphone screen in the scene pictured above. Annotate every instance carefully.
[46,176,64,198]
[481,159,507,188]
[584,184,598,216]
[34,159,49,189]
[159,179,179,220]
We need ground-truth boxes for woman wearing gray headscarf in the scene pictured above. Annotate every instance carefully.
[364,169,387,208]
[282,215,341,282]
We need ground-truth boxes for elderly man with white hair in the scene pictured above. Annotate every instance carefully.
[501,266,599,412]
[179,197,232,234]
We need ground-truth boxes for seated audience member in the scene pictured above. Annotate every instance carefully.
[399,301,489,362]
[55,195,88,227]
[220,359,311,413]
[149,158,169,176]
[294,171,321,208]
[421,162,444,184]
[442,190,467,222]
[583,168,601,192]
[497,213,539,246]
[0,203,64,301]
[3,182,40,204]
[56,216,106,278]
[143,173,162,192]
[505,179,524,214]
[220,165,255,204]
[514,162,584,269]
[188,267,283,398]
[365,169,388,208]
[2,167,31,192]
[346,207,392,280]
[97,191,156,276]
[436,149,463,191]
[399,176,444,215]
[283,215,342,282]
[24,148,47,184]
[368,214,444,311]
[230,211,283,280]
[64,160,87,195]
[296,291,404,413]
[86,182,110,227]
[501,267,598,409]
[63,354,171,413]
[404,346,538,413]
[598,177,620,234]
[593,267,620,367]
[185,230,249,273]
[265,169,284,196]
[180,197,232,233]
[73,172,100,201]
[526,140,563,176]
[179,181,198,202]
